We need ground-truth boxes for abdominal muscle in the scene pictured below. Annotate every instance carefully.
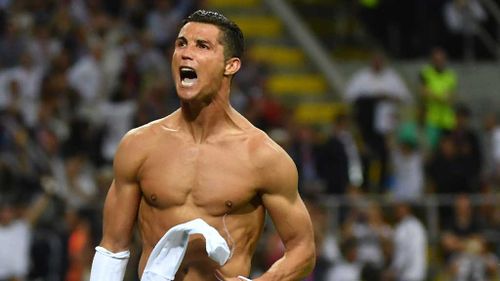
[136,205,265,281]
[139,237,250,281]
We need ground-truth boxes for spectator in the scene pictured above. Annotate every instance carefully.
[385,200,427,281]
[137,31,170,86]
[397,104,442,160]
[63,117,103,167]
[344,52,412,192]
[65,208,95,281]
[116,47,142,100]
[0,196,32,281]
[317,113,363,194]
[427,106,483,195]
[246,88,288,132]
[288,125,323,195]
[0,18,27,68]
[427,133,473,194]
[441,195,484,264]
[26,23,62,71]
[233,53,269,115]
[449,104,482,189]
[483,202,500,258]
[0,117,41,197]
[345,52,412,135]
[61,152,98,210]
[303,197,340,281]
[481,113,500,183]
[0,52,44,127]
[133,80,172,127]
[32,127,67,194]
[419,47,457,131]
[0,78,24,125]
[343,200,392,275]
[146,0,194,49]
[37,63,77,140]
[443,234,498,280]
[234,52,269,97]
[389,130,425,202]
[326,237,361,281]
[67,39,105,121]
[440,194,499,280]
[49,6,83,61]
[99,85,137,163]
[0,189,51,281]
[120,0,148,30]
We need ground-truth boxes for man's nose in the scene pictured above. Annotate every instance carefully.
[178,46,194,61]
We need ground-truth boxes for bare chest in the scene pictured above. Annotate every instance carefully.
[138,140,257,215]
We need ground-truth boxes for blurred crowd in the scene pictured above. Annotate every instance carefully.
[0,1,498,281]
[356,0,500,60]
[259,47,500,280]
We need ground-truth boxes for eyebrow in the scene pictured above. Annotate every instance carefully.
[176,36,187,42]
[176,36,215,47]
[196,39,213,47]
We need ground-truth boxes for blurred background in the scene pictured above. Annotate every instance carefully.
[0,0,499,280]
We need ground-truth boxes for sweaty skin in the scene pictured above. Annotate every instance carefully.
[99,21,315,281]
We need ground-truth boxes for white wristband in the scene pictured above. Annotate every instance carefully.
[90,246,130,281]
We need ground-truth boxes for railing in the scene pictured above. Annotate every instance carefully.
[318,193,500,244]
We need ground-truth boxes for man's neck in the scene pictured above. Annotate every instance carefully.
[179,92,239,143]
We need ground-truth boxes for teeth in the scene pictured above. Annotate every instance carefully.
[180,66,197,87]
[181,78,196,87]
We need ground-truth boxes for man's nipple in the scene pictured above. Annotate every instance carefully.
[150,194,157,202]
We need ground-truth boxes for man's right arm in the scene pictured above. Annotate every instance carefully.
[90,129,145,281]
[101,129,144,251]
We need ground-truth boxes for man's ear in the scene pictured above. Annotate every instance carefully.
[224,57,241,76]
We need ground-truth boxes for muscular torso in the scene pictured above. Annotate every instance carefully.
[135,117,267,280]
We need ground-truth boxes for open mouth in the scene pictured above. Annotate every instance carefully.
[180,67,197,87]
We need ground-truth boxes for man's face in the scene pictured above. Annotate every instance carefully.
[394,203,408,221]
[172,22,227,102]
[371,54,384,72]
[0,206,15,226]
[431,49,446,70]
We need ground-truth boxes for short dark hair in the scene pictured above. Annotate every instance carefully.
[182,10,244,60]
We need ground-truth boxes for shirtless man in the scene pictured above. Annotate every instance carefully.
[89,10,315,281]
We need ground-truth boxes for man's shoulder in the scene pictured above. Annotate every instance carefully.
[401,216,425,233]
[245,128,296,172]
[123,120,159,143]
[119,112,179,150]
[125,111,179,139]
[4,219,30,233]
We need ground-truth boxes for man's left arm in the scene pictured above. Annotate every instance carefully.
[255,145,316,281]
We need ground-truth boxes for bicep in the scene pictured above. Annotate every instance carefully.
[101,179,141,251]
[263,192,314,249]
[100,132,143,251]
[261,159,314,250]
